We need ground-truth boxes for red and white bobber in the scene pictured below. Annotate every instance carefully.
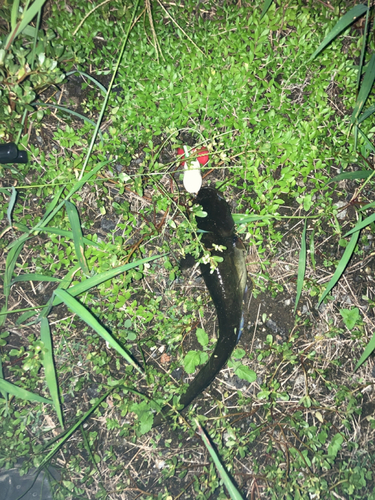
[177,145,209,194]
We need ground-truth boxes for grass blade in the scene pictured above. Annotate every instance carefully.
[36,102,104,140]
[309,230,316,272]
[34,162,109,232]
[344,212,375,237]
[40,318,64,428]
[0,378,52,404]
[16,264,80,325]
[260,0,273,20]
[351,53,375,126]
[232,214,274,224]
[15,255,163,325]
[52,254,164,306]
[11,221,29,232]
[10,0,20,32]
[318,216,362,308]
[36,386,114,472]
[3,240,26,295]
[358,127,375,154]
[154,0,205,58]
[66,71,107,95]
[326,171,373,185]
[0,239,26,327]
[80,424,103,480]
[195,421,244,500]
[294,220,307,314]
[65,201,89,275]
[39,186,65,227]
[6,187,17,226]
[54,289,143,374]
[354,332,375,371]
[310,5,367,61]
[41,226,100,248]
[5,0,48,48]
[12,275,62,284]
[358,103,375,124]
[358,201,375,211]
[6,162,109,253]
[77,0,141,181]
[16,272,77,326]
[0,352,6,401]
[356,2,372,93]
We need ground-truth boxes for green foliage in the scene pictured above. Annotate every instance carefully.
[0,11,68,139]
[184,350,209,374]
[227,348,256,383]
[340,307,361,330]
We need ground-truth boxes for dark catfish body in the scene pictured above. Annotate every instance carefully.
[153,187,247,426]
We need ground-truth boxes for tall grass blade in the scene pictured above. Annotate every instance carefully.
[344,212,375,237]
[16,309,42,325]
[4,240,25,295]
[77,0,140,181]
[351,53,375,126]
[16,255,163,326]
[318,216,362,308]
[65,201,89,275]
[195,421,244,500]
[11,221,28,232]
[0,378,52,404]
[30,9,42,71]
[294,220,307,314]
[16,264,80,325]
[65,71,107,95]
[0,239,26,327]
[52,254,164,306]
[6,187,17,226]
[12,275,62,284]
[6,223,101,248]
[80,425,103,479]
[35,162,109,232]
[326,171,373,185]
[309,4,367,61]
[232,214,274,224]
[40,318,64,428]
[6,164,108,254]
[36,102,104,140]
[260,0,273,19]
[358,103,375,124]
[10,0,20,31]
[5,0,48,48]
[40,227,100,248]
[6,162,109,254]
[39,186,65,227]
[0,305,43,317]
[358,127,375,154]
[356,1,371,93]
[359,201,375,211]
[155,0,205,57]
[0,354,6,401]
[309,230,316,272]
[54,289,143,374]
[36,386,114,472]
[354,332,375,371]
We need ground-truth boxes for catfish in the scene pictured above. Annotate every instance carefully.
[153,187,247,426]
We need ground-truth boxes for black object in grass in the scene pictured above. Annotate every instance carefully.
[153,187,247,426]
[0,143,28,164]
